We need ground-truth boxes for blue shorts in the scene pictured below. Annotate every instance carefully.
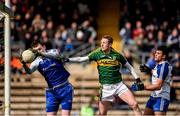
[46,83,73,112]
[146,96,170,112]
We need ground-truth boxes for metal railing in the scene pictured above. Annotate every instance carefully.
[63,42,96,57]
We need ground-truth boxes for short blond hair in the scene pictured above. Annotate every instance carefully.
[102,35,113,44]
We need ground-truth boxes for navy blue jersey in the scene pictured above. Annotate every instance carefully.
[30,49,70,88]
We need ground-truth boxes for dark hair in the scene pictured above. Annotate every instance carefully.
[31,40,41,48]
[157,46,169,58]
[102,35,113,44]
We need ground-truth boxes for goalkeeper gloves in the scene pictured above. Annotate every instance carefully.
[131,78,144,91]
[139,64,152,74]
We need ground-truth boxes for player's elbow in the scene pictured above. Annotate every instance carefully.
[156,84,162,90]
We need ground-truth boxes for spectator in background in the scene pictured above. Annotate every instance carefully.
[119,21,133,46]
[67,22,81,48]
[88,16,97,30]
[41,30,52,50]
[67,22,78,42]
[144,24,157,52]
[11,55,24,75]
[119,0,180,67]
[160,21,170,36]
[9,0,98,59]
[24,11,33,27]
[171,53,180,81]
[58,24,68,41]
[172,60,180,82]
[144,32,156,52]
[24,32,32,49]
[157,30,167,47]
[167,28,180,52]
[80,97,95,116]
[64,38,74,52]
[53,31,64,51]
[132,20,144,42]
[132,20,145,52]
[80,20,97,44]
[32,14,45,32]
[80,94,98,116]
[45,20,54,39]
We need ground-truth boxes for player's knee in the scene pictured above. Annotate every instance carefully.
[99,109,107,115]
[129,101,138,110]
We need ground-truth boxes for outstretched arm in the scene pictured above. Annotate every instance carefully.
[40,52,59,58]
[32,49,65,61]
[124,62,139,79]
[69,56,89,62]
[144,78,163,91]
[34,49,90,63]
[35,50,59,59]
[124,62,144,91]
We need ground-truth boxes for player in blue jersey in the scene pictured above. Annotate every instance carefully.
[132,46,173,115]
[21,41,73,116]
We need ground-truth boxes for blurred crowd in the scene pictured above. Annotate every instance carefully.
[0,0,179,80]
[0,0,98,75]
[11,0,97,52]
[119,0,180,81]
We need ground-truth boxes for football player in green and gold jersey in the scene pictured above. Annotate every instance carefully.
[69,35,143,116]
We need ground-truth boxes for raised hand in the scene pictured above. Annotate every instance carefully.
[140,64,152,74]
[131,78,144,91]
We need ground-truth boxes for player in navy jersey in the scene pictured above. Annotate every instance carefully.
[21,41,73,116]
[132,46,173,115]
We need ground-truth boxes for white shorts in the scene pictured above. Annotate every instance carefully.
[100,82,128,102]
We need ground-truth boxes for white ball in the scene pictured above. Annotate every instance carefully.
[22,49,36,63]
[76,30,84,39]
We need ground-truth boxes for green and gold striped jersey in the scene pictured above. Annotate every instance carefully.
[88,48,127,84]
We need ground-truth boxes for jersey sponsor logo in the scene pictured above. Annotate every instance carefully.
[152,69,158,84]
[42,63,56,71]
[97,59,119,66]
[152,69,158,77]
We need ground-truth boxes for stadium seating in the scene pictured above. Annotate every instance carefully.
[0,0,179,115]
[0,64,180,115]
